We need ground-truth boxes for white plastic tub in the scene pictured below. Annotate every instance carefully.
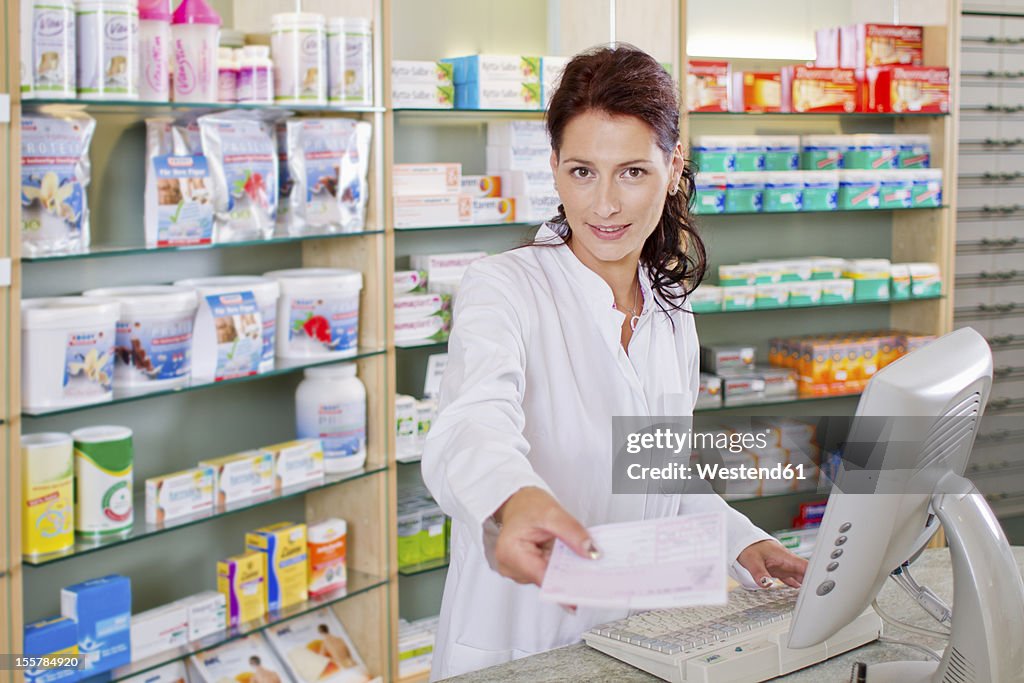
[263,268,363,359]
[22,297,120,411]
[175,276,281,377]
[82,286,198,389]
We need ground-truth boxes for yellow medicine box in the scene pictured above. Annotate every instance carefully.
[217,551,266,628]
[245,522,308,612]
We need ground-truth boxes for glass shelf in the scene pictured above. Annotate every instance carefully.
[695,206,947,217]
[23,98,385,115]
[23,347,387,418]
[698,295,943,315]
[395,336,450,351]
[394,107,543,117]
[689,111,950,118]
[398,556,450,577]
[23,465,387,567]
[396,454,423,464]
[107,569,388,683]
[395,222,538,233]
[21,231,385,263]
[695,392,860,413]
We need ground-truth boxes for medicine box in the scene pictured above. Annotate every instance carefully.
[61,575,131,676]
[844,259,891,301]
[724,173,764,213]
[471,197,516,224]
[307,518,348,597]
[722,285,756,311]
[878,171,913,209]
[733,71,782,112]
[394,195,472,229]
[130,603,189,663]
[264,607,370,683]
[819,279,854,305]
[722,374,768,406]
[911,169,943,207]
[176,591,226,642]
[784,66,860,113]
[262,439,325,493]
[397,503,424,568]
[145,466,216,525]
[188,634,287,683]
[688,285,723,313]
[442,55,541,84]
[868,66,950,114]
[455,81,542,109]
[246,522,309,612]
[541,56,570,108]
[800,172,839,211]
[24,616,79,683]
[391,60,454,85]
[841,24,923,70]
[701,346,755,374]
[696,373,723,409]
[500,169,553,197]
[811,257,845,281]
[198,451,274,507]
[693,173,727,214]
[394,270,427,295]
[410,251,488,281]
[395,292,445,322]
[487,120,548,148]
[391,83,454,109]
[691,136,736,173]
[815,27,840,67]
[755,283,790,309]
[461,174,502,198]
[486,144,551,173]
[217,552,266,628]
[763,136,801,171]
[687,60,730,112]
[718,263,758,287]
[838,171,881,210]
[392,163,462,197]
[787,280,823,307]
[908,262,941,297]
[733,138,767,172]
[763,174,803,212]
[420,504,448,562]
[514,193,560,222]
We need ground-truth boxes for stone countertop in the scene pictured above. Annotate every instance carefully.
[443,547,1024,682]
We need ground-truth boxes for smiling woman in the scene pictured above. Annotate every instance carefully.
[419,44,808,682]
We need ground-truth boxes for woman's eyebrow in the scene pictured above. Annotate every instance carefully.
[560,157,654,166]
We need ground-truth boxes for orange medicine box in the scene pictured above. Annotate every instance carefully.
[841,24,923,69]
[732,71,782,112]
[307,518,347,597]
[784,67,861,113]
[867,66,950,113]
[687,60,730,112]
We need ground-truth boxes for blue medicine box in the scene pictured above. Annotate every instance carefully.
[24,616,79,683]
[61,575,131,677]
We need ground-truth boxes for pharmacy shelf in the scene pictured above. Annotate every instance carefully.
[398,555,450,577]
[395,222,538,233]
[725,489,825,505]
[395,336,450,351]
[689,111,950,118]
[107,569,389,683]
[22,465,388,568]
[695,206,947,217]
[23,347,387,418]
[397,672,432,683]
[695,392,860,413]
[698,295,943,315]
[394,108,544,119]
[24,98,385,115]
[21,230,386,263]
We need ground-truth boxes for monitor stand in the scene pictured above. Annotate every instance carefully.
[862,474,1024,682]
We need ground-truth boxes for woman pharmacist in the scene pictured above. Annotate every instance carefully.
[421,45,808,680]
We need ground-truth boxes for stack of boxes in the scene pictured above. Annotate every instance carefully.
[488,120,559,222]
[394,251,486,345]
[691,134,942,215]
[442,55,542,110]
[395,393,438,461]
[398,616,440,679]
[698,345,798,408]
[397,484,450,570]
[393,162,517,228]
[686,257,941,314]
[768,330,936,397]
[687,24,949,114]
[391,60,455,109]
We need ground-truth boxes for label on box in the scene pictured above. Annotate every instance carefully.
[791,67,859,113]
[200,452,274,507]
[870,66,950,113]
[146,467,215,525]
[687,60,730,112]
[741,72,782,112]
[264,439,325,491]
[394,195,473,229]
[864,24,923,67]
[461,175,502,198]
[393,164,461,196]
[471,197,516,224]
[154,155,214,247]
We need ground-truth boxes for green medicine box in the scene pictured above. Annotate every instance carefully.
[734,140,767,172]
[787,281,822,307]
[722,286,756,311]
[878,174,913,209]
[819,280,854,305]
[397,508,423,568]
[763,136,800,171]
[724,175,764,213]
[692,136,736,172]
[838,173,881,210]
[763,175,803,212]
[911,171,943,208]
[755,284,789,309]
[689,287,724,313]
[693,174,727,214]
[800,172,839,211]
[890,265,911,300]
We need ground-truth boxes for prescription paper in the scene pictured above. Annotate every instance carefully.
[540,512,727,610]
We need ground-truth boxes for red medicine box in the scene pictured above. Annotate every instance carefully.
[840,23,924,69]
[868,66,950,113]
[687,60,730,112]
[784,66,861,113]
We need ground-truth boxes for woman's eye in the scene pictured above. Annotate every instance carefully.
[570,167,591,178]
[624,167,646,178]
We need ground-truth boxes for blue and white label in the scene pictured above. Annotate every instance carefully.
[206,291,262,380]
[154,154,214,246]
[287,295,359,355]
[114,315,193,383]
[64,330,114,398]
[298,399,366,466]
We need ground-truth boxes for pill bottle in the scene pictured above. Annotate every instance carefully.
[237,45,273,103]
[216,46,237,102]
[296,363,367,473]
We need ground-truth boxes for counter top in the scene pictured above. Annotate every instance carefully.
[444,546,1024,682]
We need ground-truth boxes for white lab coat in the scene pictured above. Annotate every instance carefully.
[421,223,775,680]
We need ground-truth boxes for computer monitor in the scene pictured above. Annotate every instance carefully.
[786,327,1024,681]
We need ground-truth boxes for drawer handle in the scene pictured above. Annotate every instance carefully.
[982,171,1024,182]
[983,137,1024,147]
[988,334,1020,345]
[979,237,1021,248]
[983,36,1024,45]
[982,204,1022,214]
[985,70,1024,79]
[979,269,1020,280]
[985,104,1024,113]
[979,303,1018,312]
[978,428,1011,442]
[994,365,1016,377]
[990,397,1013,409]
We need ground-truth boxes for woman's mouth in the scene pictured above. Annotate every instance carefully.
[588,223,631,240]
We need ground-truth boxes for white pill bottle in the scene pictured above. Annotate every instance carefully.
[296,363,367,473]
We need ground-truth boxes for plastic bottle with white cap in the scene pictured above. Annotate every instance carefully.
[296,363,367,473]
[138,0,171,101]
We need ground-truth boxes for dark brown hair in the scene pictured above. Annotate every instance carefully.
[544,44,707,313]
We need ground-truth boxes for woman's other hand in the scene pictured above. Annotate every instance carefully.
[492,486,600,587]
[737,539,808,589]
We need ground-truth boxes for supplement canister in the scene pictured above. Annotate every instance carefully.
[76,0,139,99]
[327,17,372,106]
[22,297,119,412]
[30,0,77,99]
[271,12,326,105]
[264,268,363,359]
[72,425,134,536]
[82,285,198,390]
[22,432,75,558]
[296,363,367,473]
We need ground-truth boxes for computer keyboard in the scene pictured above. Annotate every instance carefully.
[583,588,883,682]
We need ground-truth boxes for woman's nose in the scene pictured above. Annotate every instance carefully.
[593,178,621,218]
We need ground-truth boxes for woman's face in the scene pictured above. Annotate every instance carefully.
[551,110,683,272]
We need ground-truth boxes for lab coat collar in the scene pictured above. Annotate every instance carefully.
[534,222,656,324]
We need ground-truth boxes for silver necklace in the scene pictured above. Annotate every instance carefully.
[615,279,642,331]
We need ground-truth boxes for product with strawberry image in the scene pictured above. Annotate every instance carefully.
[267,268,364,360]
